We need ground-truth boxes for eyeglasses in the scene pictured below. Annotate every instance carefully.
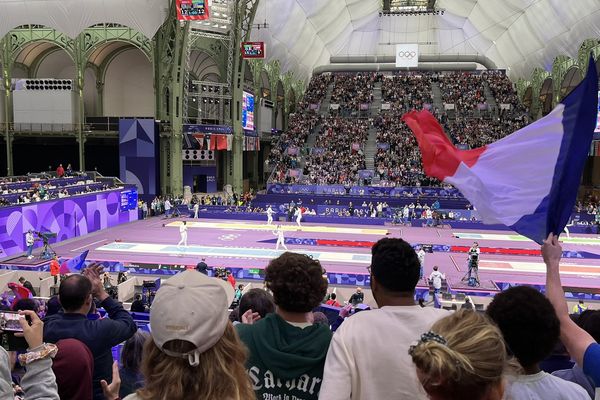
[366,266,372,274]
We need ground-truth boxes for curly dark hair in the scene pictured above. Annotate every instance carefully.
[239,288,275,319]
[370,238,420,292]
[486,286,560,368]
[265,252,328,313]
[577,309,600,342]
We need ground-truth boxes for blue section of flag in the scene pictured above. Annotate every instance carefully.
[511,57,598,244]
[66,250,89,271]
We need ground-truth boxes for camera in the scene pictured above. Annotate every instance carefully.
[0,312,23,333]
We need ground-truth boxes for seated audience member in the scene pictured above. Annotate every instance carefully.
[237,288,275,324]
[129,295,147,313]
[319,238,447,400]
[52,338,94,400]
[195,258,209,275]
[236,252,331,400]
[45,295,62,316]
[325,292,341,307]
[552,310,600,398]
[410,310,506,400]
[312,311,330,327]
[12,298,40,314]
[486,285,589,399]
[348,287,364,305]
[119,330,149,398]
[543,234,600,392]
[572,300,588,315]
[101,269,253,400]
[0,310,59,399]
[43,264,137,400]
[18,277,36,297]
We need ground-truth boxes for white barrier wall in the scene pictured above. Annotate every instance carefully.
[13,90,76,124]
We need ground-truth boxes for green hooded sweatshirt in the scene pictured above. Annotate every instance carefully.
[236,313,333,400]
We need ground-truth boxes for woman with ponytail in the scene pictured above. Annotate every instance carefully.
[409,310,506,400]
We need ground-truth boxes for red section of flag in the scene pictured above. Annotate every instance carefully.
[216,135,228,150]
[402,110,487,181]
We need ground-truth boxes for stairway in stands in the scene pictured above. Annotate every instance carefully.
[304,123,321,152]
[430,81,445,115]
[364,124,378,172]
[319,82,334,116]
[370,82,382,116]
[482,81,499,115]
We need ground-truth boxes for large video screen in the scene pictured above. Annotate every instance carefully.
[242,91,255,131]
[596,91,600,133]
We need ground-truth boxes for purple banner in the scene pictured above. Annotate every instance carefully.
[0,188,138,257]
[183,124,232,134]
[360,103,369,110]
[377,143,390,150]
[119,119,158,198]
[358,170,374,179]
[267,183,464,198]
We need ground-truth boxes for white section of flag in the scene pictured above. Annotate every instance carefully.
[445,104,565,226]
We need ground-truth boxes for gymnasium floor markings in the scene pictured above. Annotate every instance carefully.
[454,232,600,246]
[165,221,389,235]
[478,260,600,276]
[96,242,373,265]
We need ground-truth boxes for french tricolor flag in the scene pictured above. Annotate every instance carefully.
[403,58,598,244]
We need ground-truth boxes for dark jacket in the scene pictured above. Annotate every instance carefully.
[44,297,137,400]
[21,281,36,297]
[236,313,332,400]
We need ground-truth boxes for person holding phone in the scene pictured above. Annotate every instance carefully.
[0,310,60,399]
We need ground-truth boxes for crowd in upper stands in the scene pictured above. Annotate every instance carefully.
[2,234,598,400]
[381,74,432,112]
[329,73,379,115]
[304,117,368,185]
[267,113,321,184]
[0,167,120,207]
[269,70,528,187]
[301,73,333,107]
[439,72,487,115]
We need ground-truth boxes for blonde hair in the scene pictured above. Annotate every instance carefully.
[410,310,506,400]
[136,322,254,400]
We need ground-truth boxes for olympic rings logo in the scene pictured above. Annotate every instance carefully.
[397,51,417,59]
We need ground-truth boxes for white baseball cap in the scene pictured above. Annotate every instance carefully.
[149,269,234,366]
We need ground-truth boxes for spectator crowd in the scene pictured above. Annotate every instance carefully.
[1,234,598,400]
[268,70,529,188]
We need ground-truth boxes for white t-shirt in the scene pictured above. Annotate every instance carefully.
[319,306,447,400]
[506,371,589,400]
[179,225,187,234]
[429,270,444,289]
[417,250,425,266]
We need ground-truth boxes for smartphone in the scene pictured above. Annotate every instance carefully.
[0,311,23,332]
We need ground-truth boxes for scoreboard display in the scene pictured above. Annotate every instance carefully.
[242,91,255,131]
[176,0,209,21]
[120,189,138,212]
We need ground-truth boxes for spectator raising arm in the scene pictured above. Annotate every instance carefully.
[542,233,600,386]
[83,265,137,346]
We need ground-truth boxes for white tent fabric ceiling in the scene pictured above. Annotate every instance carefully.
[0,0,598,82]
[251,0,600,80]
[0,0,169,40]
